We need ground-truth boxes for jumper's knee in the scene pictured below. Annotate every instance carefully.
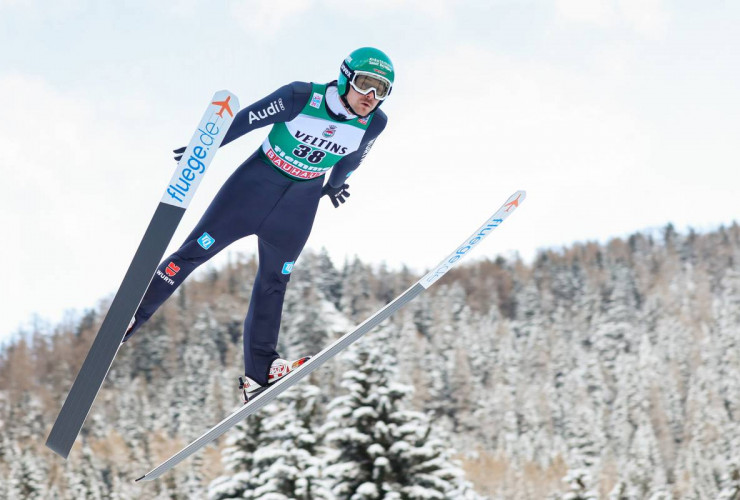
[263,271,291,295]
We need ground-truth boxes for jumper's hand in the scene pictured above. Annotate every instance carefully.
[321,183,351,208]
[173,146,186,163]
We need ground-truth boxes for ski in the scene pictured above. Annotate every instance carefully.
[135,189,526,481]
[46,91,240,459]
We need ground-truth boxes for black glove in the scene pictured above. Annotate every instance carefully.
[321,183,350,208]
[173,146,186,162]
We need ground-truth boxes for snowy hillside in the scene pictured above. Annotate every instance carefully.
[2,223,740,499]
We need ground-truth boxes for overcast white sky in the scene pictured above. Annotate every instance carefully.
[1,0,739,343]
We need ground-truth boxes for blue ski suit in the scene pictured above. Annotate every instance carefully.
[128,81,387,385]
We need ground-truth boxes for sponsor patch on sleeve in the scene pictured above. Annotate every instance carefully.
[198,232,215,250]
[310,93,323,109]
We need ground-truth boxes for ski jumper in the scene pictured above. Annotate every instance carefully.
[128,81,387,385]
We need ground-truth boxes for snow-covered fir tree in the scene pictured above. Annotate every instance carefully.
[323,324,479,499]
[208,404,273,500]
[247,384,333,499]
[7,442,47,500]
[717,460,740,500]
[559,468,598,500]
[65,445,105,500]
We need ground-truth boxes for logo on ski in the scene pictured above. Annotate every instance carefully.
[165,125,220,205]
[161,90,239,209]
[422,217,504,287]
[165,262,180,277]
[198,232,215,250]
[212,96,234,118]
[505,193,522,212]
[421,191,525,289]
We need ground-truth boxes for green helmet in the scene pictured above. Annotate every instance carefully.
[338,47,395,102]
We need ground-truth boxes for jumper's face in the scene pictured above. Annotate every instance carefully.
[346,86,380,116]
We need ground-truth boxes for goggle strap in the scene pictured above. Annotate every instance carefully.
[340,61,354,89]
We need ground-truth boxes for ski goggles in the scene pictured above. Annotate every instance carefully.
[348,71,392,100]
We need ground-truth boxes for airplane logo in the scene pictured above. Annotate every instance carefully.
[212,95,234,118]
[504,193,522,212]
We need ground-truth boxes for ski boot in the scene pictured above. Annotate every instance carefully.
[239,356,311,404]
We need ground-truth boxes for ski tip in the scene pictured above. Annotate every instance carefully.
[501,190,526,213]
[45,438,71,460]
[135,475,146,482]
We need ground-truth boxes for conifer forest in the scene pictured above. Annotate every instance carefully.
[2,223,740,499]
